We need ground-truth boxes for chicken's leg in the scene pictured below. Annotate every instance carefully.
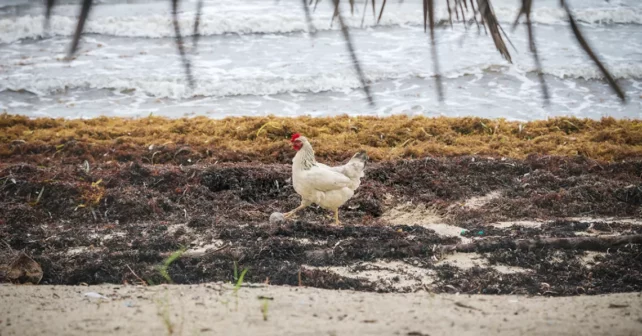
[284,200,311,219]
[333,208,341,226]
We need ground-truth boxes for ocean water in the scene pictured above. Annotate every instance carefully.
[0,0,640,120]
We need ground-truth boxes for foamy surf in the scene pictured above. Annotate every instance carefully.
[1,4,641,44]
[2,63,640,99]
[1,0,640,121]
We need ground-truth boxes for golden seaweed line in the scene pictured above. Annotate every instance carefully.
[42,0,626,105]
[2,115,641,162]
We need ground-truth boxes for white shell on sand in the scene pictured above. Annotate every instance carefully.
[269,212,285,224]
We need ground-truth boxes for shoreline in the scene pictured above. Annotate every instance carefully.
[1,284,641,336]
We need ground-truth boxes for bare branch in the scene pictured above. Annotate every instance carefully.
[67,0,93,59]
[446,0,454,28]
[458,0,467,29]
[192,0,204,50]
[469,0,481,33]
[171,0,195,88]
[522,0,549,104]
[301,0,317,35]
[361,0,369,28]
[561,1,626,102]
[331,1,339,27]
[44,0,56,30]
[372,0,377,19]
[427,0,444,102]
[511,0,530,31]
[423,0,428,32]
[332,0,376,107]
[377,0,387,25]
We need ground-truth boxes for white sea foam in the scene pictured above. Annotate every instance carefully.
[1,5,641,44]
[2,62,640,99]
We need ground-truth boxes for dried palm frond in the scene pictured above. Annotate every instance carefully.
[40,0,628,105]
[377,0,387,24]
[332,0,375,106]
[44,0,56,30]
[560,0,625,102]
[301,0,317,35]
[513,0,549,104]
[67,0,93,59]
[446,0,454,28]
[361,0,369,27]
[192,0,204,49]
[476,0,512,63]
[171,0,195,88]
[426,0,444,101]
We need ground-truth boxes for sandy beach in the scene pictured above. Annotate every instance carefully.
[1,284,641,336]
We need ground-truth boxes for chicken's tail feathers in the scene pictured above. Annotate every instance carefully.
[352,150,368,163]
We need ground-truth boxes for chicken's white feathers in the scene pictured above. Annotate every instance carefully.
[297,166,353,192]
[290,136,367,212]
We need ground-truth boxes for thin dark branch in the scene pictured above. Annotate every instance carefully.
[377,0,387,24]
[561,1,626,102]
[511,0,530,31]
[427,0,444,102]
[361,0,369,27]
[458,0,467,29]
[192,0,204,50]
[332,0,375,107]
[67,0,93,59]
[446,0,454,28]
[372,0,377,19]
[469,0,481,33]
[313,0,321,12]
[497,21,518,54]
[330,1,339,28]
[44,0,56,30]
[523,0,549,104]
[301,0,317,35]
[423,0,428,32]
[171,0,195,88]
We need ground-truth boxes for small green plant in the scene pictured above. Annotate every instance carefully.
[233,267,248,294]
[232,262,248,311]
[233,260,239,283]
[261,298,269,321]
[158,246,187,284]
[156,294,174,335]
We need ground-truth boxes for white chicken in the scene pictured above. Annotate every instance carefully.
[284,133,368,225]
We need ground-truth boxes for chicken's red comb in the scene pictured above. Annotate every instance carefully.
[290,133,301,142]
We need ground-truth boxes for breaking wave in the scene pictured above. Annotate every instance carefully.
[1,5,641,44]
[2,62,640,99]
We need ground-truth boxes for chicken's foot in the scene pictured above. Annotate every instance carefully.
[284,200,310,219]
[333,209,341,226]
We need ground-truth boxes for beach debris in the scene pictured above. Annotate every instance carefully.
[84,292,109,300]
[6,252,43,285]
[269,212,286,225]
